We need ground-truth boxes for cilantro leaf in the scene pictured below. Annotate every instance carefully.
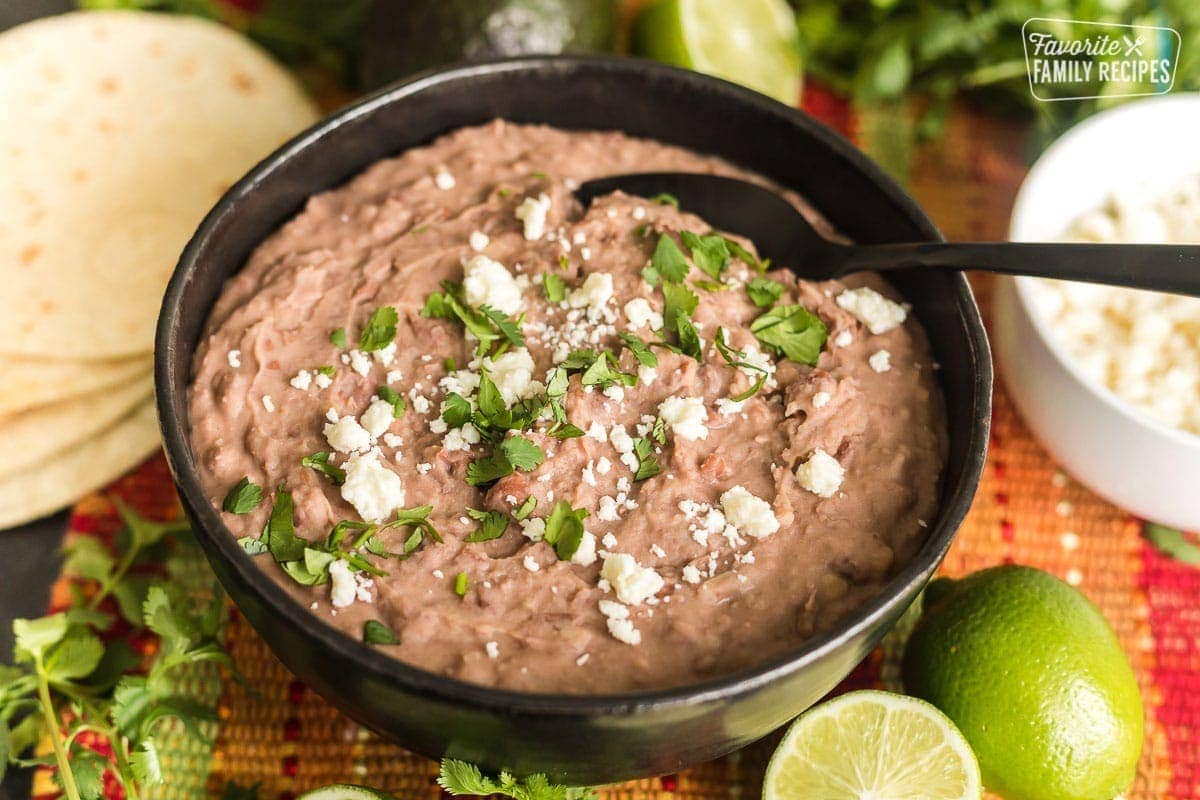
[632,438,662,482]
[454,572,470,597]
[680,231,730,280]
[501,436,545,471]
[465,508,510,542]
[618,332,658,368]
[514,496,538,521]
[329,328,347,348]
[542,273,567,303]
[750,304,828,366]
[480,305,525,350]
[746,276,785,308]
[302,451,346,485]
[730,373,768,402]
[377,385,407,417]
[650,192,679,207]
[221,478,262,515]
[543,501,589,561]
[547,423,585,439]
[476,370,506,418]
[263,488,305,563]
[661,280,699,331]
[466,454,513,487]
[580,351,636,389]
[442,392,473,428]
[363,620,400,645]
[651,234,690,283]
[674,314,704,360]
[358,306,399,351]
[725,237,766,272]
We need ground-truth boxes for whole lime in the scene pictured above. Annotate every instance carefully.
[901,565,1143,800]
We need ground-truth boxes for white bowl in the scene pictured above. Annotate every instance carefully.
[996,93,1200,531]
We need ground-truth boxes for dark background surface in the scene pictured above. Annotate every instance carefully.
[3,15,75,800]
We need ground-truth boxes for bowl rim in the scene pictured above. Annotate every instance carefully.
[156,54,991,716]
[1008,94,1200,451]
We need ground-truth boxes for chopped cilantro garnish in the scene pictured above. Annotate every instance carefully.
[497,186,512,198]
[547,422,585,439]
[465,507,510,542]
[363,619,400,645]
[358,306,398,351]
[479,304,525,350]
[532,171,548,180]
[650,192,679,207]
[714,329,771,402]
[632,437,662,481]
[680,231,730,280]
[263,488,304,563]
[651,417,667,445]
[454,572,469,597]
[746,276,785,307]
[564,349,637,390]
[423,282,523,358]
[650,234,690,283]
[634,223,651,238]
[693,278,728,293]
[439,759,587,800]
[750,305,828,366]
[444,357,457,371]
[731,374,769,402]
[726,237,767,272]
[618,332,658,368]
[514,496,538,521]
[315,365,336,377]
[673,314,704,360]
[222,477,262,514]
[466,436,545,487]
[502,436,545,471]
[377,385,407,417]
[661,281,699,330]
[542,273,567,303]
[558,254,570,270]
[301,451,347,485]
[543,501,589,561]
[330,328,347,348]
[442,392,473,428]
[476,370,505,418]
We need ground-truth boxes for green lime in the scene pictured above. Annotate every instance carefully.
[763,690,982,800]
[902,565,1144,800]
[632,0,801,104]
[296,786,394,800]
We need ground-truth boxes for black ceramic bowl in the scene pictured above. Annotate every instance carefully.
[156,56,991,785]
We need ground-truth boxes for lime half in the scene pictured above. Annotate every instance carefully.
[632,0,801,104]
[296,786,394,800]
[763,690,982,800]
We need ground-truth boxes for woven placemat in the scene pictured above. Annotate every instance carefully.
[31,95,1200,800]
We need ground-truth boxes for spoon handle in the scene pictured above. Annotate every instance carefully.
[838,242,1200,297]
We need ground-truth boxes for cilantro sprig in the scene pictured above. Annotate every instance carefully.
[222,478,262,514]
[439,759,594,800]
[422,281,524,358]
[750,304,828,366]
[359,306,398,352]
[542,501,589,562]
[301,451,346,485]
[466,435,546,488]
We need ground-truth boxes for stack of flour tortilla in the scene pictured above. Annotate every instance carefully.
[0,10,318,528]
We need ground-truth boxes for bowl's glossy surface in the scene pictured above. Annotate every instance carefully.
[156,56,991,784]
[1002,94,1200,530]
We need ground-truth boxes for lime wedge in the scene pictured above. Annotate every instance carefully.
[296,786,394,800]
[632,0,802,104]
[763,690,982,800]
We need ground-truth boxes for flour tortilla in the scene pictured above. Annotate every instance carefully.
[0,399,160,529]
[0,354,150,416]
[0,10,319,359]
[0,374,153,481]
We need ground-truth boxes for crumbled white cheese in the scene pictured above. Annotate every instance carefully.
[314,372,333,389]
[597,496,620,522]
[463,254,524,316]
[681,565,702,585]
[227,349,241,368]
[834,330,853,348]
[348,349,372,377]
[571,532,597,566]
[329,559,357,608]
[716,398,745,416]
[658,396,709,441]
[607,617,641,645]
[586,421,608,442]
[812,391,831,408]
[568,272,615,319]
[601,532,618,549]
[515,193,551,240]
[720,486,779,539]
[836,287,908,334]
[359,397,396,438]
[324,415,372,454]
[869,350,892,373]
[603,384,625,402]
[433,167,456,190]
[261,395,276,413]
[637,364,657,385]
[374,342,397,366]
[484,349,543,406]
[340,451,406,523]
[443,424,480,452]
[519,517,546,542]
[469,230,490,252]
[796,449,845,498]
[523,554,541,573]
[289,370,312,390]
[600,553,664,605]
[485,641,500,659]
[595,457,612,475]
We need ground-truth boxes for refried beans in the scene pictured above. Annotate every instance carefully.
[188,120,947,693]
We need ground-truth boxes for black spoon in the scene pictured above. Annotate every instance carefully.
[576,172,1200,297]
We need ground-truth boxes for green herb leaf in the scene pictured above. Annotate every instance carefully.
[480,305,525,350]
[745,276,785,308]
[465,508,510,543]
[442,392,473,428]
[650,192,679,207]
[680,231,730,280]
[1145,524,1200,565]
[547,423,585,439]
[514,496,538,521]
[661,281,699,331]
[315,365,336,377]
[359,306,399,351]
[363,619,400,646]
[651,234,690,283]
[222,478,262,515]
[263,488,305,563]
[632,438,661,482]
[377,385,407,417]
[476,370,506,418]
[543,273,567,303]
[13,614,69,662]
[618,332,658,368]
[501,436,545,471]
[543,501,589,562]
[330,328,347,348]
[750,304,828,366]
[674,314,703,360]
[725,237,765,272]
[454,572,470,597]
[302,451,346,485]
